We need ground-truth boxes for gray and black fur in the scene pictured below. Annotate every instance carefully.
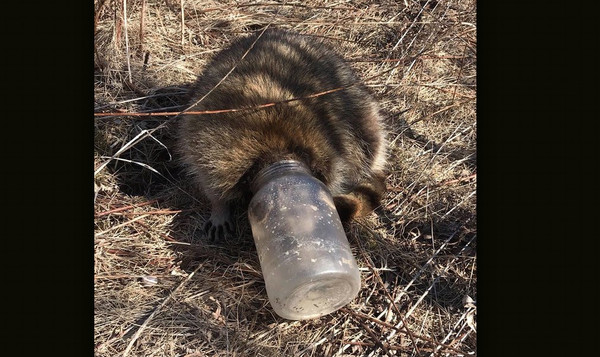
[177,29,387,241]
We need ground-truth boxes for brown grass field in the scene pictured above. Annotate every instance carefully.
[94,0,476,355]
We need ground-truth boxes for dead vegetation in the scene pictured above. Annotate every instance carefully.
[94,0,476,356]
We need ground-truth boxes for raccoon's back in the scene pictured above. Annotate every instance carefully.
[191,30,362,109]
[178,30,384,197]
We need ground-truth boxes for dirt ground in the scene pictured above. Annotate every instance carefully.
[94,0,476,356]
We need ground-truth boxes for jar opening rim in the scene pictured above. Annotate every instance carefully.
[250,160,311,193]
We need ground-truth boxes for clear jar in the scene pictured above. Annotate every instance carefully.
[248,160,361,320]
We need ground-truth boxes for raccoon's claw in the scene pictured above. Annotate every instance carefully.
[203,216,235,242]
[202,198,235,242]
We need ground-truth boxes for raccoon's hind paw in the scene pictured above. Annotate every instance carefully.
[203,201,235,242]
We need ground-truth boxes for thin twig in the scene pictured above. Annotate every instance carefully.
[356,318,391,356]
[122,262,204,357]
[93,130,153,175]
[94,274,172,281]
[111,209,189,216]
[340,340,433,352]
[237,2,357,11]
[94,0,108,35]
[354,222,475,356]
[382,0,430,84]
[139,0,146,53]
[347,55,468,63]
[114,3,122,47]
[95,324,135,352]
[297,337,328,355]
[134,221,188,244]
[170,2,358,14]
[95,214,149,237]
[354,226,422,355]
[441,173,476,186]
[95,199,159,217]
[94,24,275,174]
[407,101,466,125]
[96,156,201,206]
[94,91,188,111]
[452,41,469,101]
[93,55,422,118]
[180,0,185,46]
[441,190,476,219]
[431,308,472,357]
[93,86,347,117]
[122,0,132,83]
[343,308,472,356]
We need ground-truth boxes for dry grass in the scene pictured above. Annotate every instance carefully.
[94,0,476,356]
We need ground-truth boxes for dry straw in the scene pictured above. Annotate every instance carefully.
[94,0,476,356]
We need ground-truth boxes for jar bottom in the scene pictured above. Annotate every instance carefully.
[271,274,359,320]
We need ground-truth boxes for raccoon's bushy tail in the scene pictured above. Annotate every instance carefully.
[333,172,386,223]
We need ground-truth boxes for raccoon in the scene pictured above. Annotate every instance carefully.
[177,29,387,241]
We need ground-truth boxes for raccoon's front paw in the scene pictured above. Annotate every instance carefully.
[203,212,235,242]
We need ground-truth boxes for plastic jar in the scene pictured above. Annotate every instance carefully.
[248,160,361,320]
